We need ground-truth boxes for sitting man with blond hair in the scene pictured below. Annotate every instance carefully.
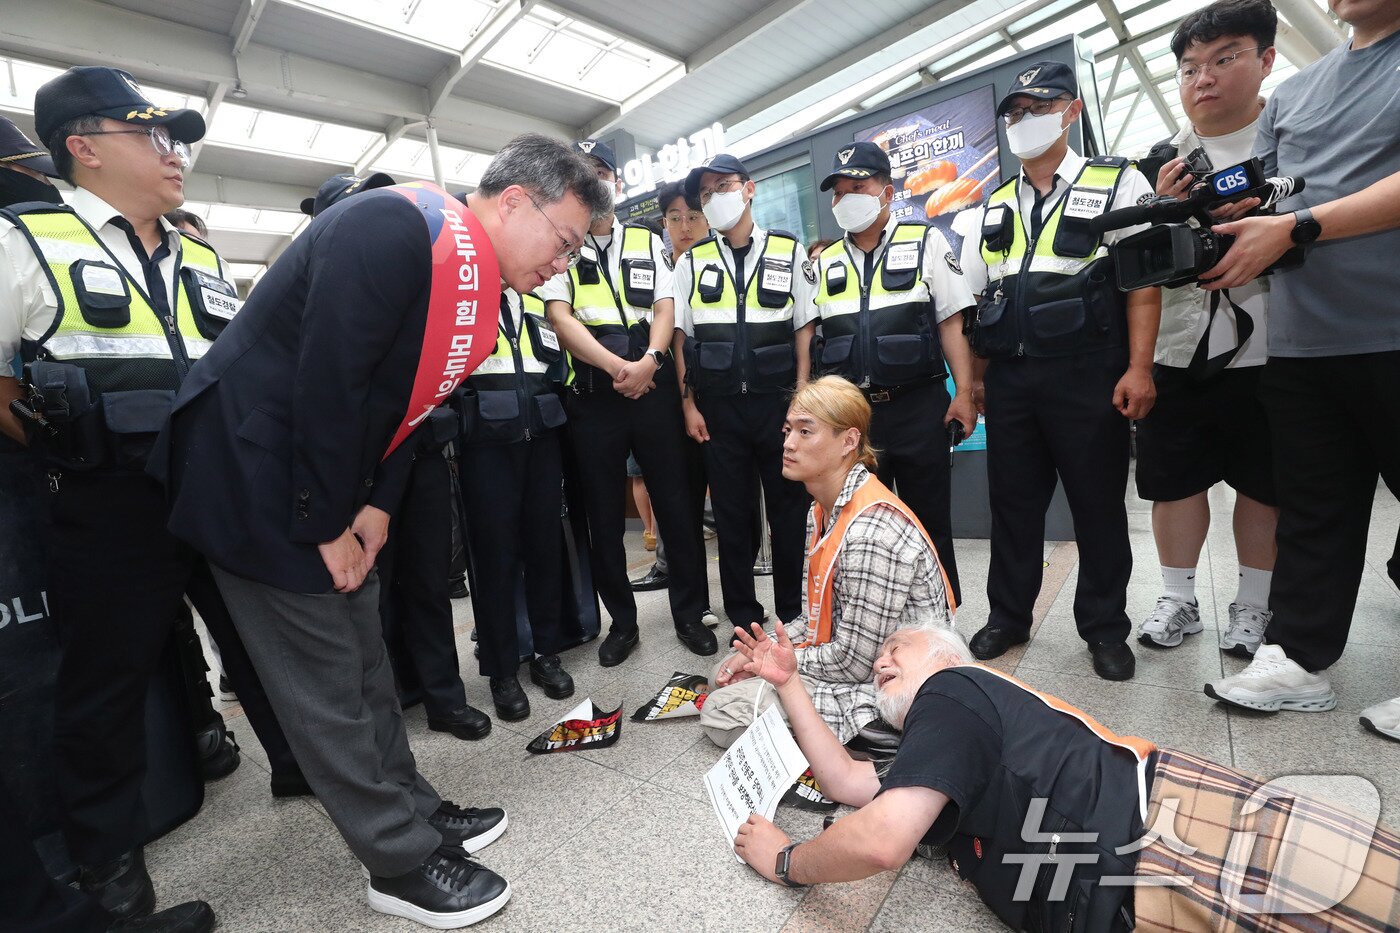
[700,375,955,750]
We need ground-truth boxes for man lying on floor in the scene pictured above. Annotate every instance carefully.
[729,622,1400,932]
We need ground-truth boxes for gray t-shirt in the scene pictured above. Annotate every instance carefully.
[1255,27,1400,357]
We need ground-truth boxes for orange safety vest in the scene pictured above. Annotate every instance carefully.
[803,472,957,647]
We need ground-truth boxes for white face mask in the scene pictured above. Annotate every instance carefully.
[831,192,883,233]
[599,178,616,211]
[702,188,747,232]
[1005,109,1069,160]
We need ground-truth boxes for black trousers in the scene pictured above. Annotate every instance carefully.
[377,449,467,714]
[984,348,1132,645]
[0,775,108,933]
[457,432,570,677]
[565,377,707,632]
[1261,352,1400,672]
[696,392,807,626]
[42,472,286,865]
[868,382,961,606]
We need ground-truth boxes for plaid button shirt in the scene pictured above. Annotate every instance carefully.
[783,463,954,743]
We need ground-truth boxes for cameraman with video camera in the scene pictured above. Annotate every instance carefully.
[1132,0,1281,657]
[1201,0,1400,741]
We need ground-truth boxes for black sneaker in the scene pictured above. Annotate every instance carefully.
[109,900,215,932]
[81,850,155,921]
[368,845,510,928]
[430,800,509,854]
[217,675,237,703]
[528,655,574,700]
[195,720,240,781]
[489,676,530,721]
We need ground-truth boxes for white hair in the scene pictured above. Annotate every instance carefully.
[893,621,975,667]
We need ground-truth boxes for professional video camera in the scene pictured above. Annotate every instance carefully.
[1090,158,1306,290]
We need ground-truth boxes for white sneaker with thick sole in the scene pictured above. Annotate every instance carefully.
[1360,696,1400,742]
[1138,596,1202,648]
[1220,602,1270,658]
[1204,644,1335,712]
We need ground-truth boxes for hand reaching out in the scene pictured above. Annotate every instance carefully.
[732,622,798,688]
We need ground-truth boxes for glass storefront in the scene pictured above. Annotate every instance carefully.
[751,160,819,247]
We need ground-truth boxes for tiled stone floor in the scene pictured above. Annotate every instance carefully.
[173,476,1400,931]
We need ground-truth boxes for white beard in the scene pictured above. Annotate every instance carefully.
[874,675,922,729]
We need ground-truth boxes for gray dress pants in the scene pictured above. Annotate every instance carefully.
[210,565,443,876]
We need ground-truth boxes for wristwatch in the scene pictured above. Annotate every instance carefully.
[643,347,665,366]
[1290,208,1321,245]
[775,842,806,888]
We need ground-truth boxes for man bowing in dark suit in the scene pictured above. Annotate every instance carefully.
[151,134,610,929]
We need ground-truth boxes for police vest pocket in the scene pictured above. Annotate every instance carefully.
[819,333,854,369]
[597,332,631,359]
[751,343,795,378]
[72,259,132,328]
[102,389,176,470]
[459,389,525,444]
[874,334,929,383]
[620,257,656,310]
[1026,298,1086,340]
[534,393,566,431]
[182,267,240,339]
[698,341,734,371]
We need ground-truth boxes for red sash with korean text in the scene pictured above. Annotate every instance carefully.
[382,181,500,459]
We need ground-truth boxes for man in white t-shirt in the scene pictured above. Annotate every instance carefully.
[1132,0,1280,658]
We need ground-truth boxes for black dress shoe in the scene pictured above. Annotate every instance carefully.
[81,850,155,921]
[430,800,509,853]
[429,704,494,738]
[969,625,1029,661]
[675,619,718,656]
[597,627,640,667]
[195,720,240,781]
[449,576,469,599]
[270,768,314,798]
[110,900,215,933]
[367,844,511,927]
[1090,641,1136,681]
[489,677,530,721]
[629,565,670,592]
[529,655,575,700]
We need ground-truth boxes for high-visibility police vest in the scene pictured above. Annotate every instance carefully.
[684,229,800,395]
[566,223,656,388]
[969,156,1128,359]
[813,222,947,388]
[5,203,236,396]
[456,291,568,444]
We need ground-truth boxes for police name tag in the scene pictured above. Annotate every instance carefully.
[201,287,241,320]
[885,242,919,272]
[699,267,722,290]
[81,263,125,297]
[629,265,654,291]
[1063,187,1110,220]
[537,320,560,352]
[761,260,792,293]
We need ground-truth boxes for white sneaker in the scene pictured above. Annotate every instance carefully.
[1138,596,1202,648]
[1360,696,1400,742]
[701,608,720,629]
[1205,644,1336,712]
[1220,603,1270,658]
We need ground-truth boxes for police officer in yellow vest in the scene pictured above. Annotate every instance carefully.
[0,68,243,924]
[812,141,979,606]
[454,288,579,720]
[958,62,1160,682]
[541,140,716,665]
[672,154,816,632]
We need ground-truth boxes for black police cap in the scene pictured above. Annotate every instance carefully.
[995,61,1079,116]
[573,139,617,174]
[820,141,891,192]
[0,116,58,178]
[683,153,749,202]
[300,171,397,217]
[35,67,205,148]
